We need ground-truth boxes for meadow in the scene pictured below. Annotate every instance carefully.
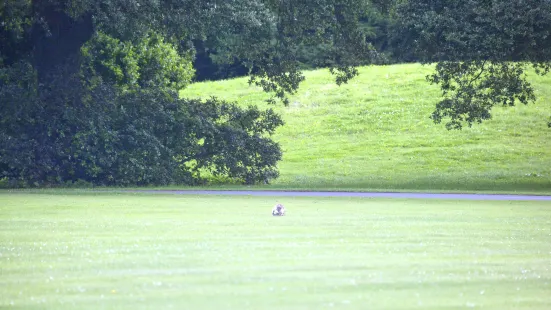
[181,64,551,193]
[1,192,550,309]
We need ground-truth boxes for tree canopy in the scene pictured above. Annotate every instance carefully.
[0,0,374,186]
[395,0,551,129]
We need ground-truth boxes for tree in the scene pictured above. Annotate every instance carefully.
[1,0,376,99]
[0,0,375,186]
[0,50,284,186]
[395,0,551,129]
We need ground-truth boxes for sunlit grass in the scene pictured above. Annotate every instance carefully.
[1,192,550,309]
[181,64,551,193]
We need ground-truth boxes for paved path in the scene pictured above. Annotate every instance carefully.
[129,190,551,201]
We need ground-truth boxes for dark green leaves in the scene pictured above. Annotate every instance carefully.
[1,0,291,186]
[0,68,284,186]
[396,0,551,129]
[428,61,537,130]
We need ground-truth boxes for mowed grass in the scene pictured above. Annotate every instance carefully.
[181,64,551,193]
[1,192,550,309]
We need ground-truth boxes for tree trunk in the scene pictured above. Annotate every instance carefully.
[31,1,94,82]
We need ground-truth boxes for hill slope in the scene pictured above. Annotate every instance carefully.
[181,64,551,193]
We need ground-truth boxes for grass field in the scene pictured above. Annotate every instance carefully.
[1,192,550,309]
[181,64,551,193]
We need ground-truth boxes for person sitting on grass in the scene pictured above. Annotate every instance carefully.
[272,203,286,216]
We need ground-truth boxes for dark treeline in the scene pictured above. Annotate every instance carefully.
[192,1,405,81]
[1,0,550,187]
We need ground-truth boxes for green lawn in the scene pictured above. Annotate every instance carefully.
[1,192,550,309]
[181,64,551,193]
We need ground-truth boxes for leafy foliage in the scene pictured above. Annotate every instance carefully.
[428,61,537,130]
[0,59,283,186]
[81,32,195,92]
[0,0,295,186]
[190,0,378,104]
[396,0,551,129]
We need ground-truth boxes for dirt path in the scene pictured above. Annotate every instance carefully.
[128,190,551,201]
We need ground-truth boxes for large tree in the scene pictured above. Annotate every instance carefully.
[0,0,374,186]
[395,0,551,129]
[1,0,374,99]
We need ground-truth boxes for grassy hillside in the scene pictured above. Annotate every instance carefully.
[181,64,551,193]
